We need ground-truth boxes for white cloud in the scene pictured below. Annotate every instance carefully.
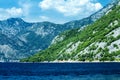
[39,0,103,16]
[95,3,103,10]
[0,7,23,20]
[6,7,23,16]
[18,0,32,16]
[0,0,32,21]
[0,0,103,23]
[39,16,49,21]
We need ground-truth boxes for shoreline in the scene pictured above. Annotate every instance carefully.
[0,60,120,63]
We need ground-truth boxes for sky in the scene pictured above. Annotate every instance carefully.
[0,0,111,24]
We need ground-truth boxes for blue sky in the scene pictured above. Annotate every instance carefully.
[0,0,111,24]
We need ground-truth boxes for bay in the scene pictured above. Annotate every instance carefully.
[0,62,120,80]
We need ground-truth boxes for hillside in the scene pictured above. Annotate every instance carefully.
[0,1,116,62]
[21,0,120,62]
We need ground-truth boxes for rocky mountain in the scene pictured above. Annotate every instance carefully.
[21,0,120,62]
[0,0,117,62]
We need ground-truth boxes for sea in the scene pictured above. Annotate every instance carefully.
[0,62,120,80]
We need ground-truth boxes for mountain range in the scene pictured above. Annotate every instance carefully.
[0,0,118,62]
[21,0,120,62]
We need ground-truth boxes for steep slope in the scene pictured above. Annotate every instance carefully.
[0,0,117,62]
[0,19,66,62]
[21,0,120,62]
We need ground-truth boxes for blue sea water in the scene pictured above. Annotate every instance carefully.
[0,62,120,80]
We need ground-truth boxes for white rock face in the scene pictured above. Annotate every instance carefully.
[57,42,73,57]
[28,24,52,37]
[65,41,81,54]
[108,39,120,53]
[91,2,114,22]
[93,31,96,34]
[66,42,73,48]
[114,20,119,26]
[118,1,120,5]
[57,41,81,60]
[18,33,29,43]
[17,41,24,46]
[51,35,65,45]
[95,42,107,49]
[2,27,19,37]
[105,9,112,15]
[108,20,119,28]
[75,42,107,58]
[0,45,16,58]
[35,27,49,37]
[78,26,86,32]
[107,26,120,38]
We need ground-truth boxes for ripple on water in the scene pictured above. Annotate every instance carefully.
[0,74,120,80]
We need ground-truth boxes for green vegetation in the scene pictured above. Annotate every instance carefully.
[20,3,120,62]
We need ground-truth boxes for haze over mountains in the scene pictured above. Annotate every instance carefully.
[0,0,119,62]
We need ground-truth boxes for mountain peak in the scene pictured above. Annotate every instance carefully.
[6,18,24,22]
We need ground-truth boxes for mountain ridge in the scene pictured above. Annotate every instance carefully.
[21,0,120,62]
[0,0,118,62]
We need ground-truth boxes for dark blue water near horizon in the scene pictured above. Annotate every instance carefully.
[0,62,120,80]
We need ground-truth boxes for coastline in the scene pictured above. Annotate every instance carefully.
[3,61,120,63]
[0,60,120,63]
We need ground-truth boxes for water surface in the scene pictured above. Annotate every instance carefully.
[0,62,120,80]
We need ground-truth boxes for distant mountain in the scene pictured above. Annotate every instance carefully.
[21,0,120,62]
[0,0,116,62]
